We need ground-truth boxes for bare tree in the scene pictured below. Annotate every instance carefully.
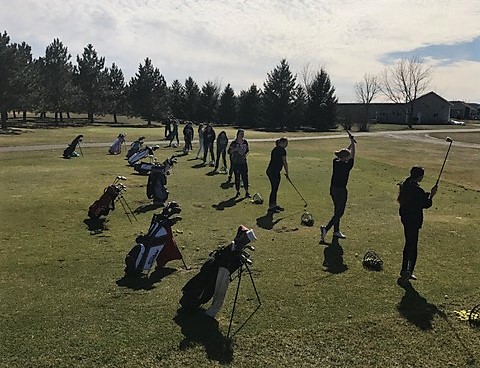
[355,73,380,131]
[379,56,433,128]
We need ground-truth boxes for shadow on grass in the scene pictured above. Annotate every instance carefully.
[173,308,233,364]
[220,180,234,189]
[83,218,109,234]
[191,163,206,169]
[397,281,439,330]
[322,238,348,274]
[212,196,244,211]
[256,211,282,230]
[115,267,177,291]
[134,203,163,214]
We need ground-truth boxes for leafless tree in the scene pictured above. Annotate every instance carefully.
[354,73,380,131]
[379,56,433,128]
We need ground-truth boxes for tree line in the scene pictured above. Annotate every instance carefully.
[0,31,338,131]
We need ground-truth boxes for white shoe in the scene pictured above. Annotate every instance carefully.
[333,231,346,239]
[320,226,327,243]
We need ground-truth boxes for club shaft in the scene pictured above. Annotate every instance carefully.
[436,142,452,185]
[286,176,308,206]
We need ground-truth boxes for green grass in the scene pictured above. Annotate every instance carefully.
[1,129,479,367]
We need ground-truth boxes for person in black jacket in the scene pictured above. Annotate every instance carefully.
[202,124,216,165]
[266,138,289,213]
[397,166,437,282]
[228,129,250,198]
[214,131,229,172]
[320,135,356,243]
[183,122,194,154]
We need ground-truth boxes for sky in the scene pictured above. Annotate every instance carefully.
[1,0,479,103]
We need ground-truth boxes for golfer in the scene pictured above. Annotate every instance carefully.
[202,124,216,166]
[195,123,205,159]
[228,129,250,198]
[397,166,437,282]
[320,135,356,242]
[266,138,289,213]
[214,131,229,173]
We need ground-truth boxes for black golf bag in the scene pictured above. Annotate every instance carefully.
[124,202,185,277]
[179,225,257,317]
[126,136,145,159]
[63,135,83,158]
[88,176,130,219]
[146,156,177,204]
[128,145,160,166]
[108,133,126,155]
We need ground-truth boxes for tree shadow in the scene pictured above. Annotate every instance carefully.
[322,238,348,274]
[115,267,177,291]
[256,211,283,230]
[83,218,109,234]
[134,203,163,214]
[173,308,233,364]
[212,196,244,211]
[397,281,439,330]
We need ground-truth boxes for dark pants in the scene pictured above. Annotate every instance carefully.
[267,170,281,208]
[184,137,193,151]
[401,220,420,276]
[169,130,179,145]
[203,141,215,162]
[215,146,227,170]
[326,187,347,232]
[234,163,248,192]
[228,154,234,180]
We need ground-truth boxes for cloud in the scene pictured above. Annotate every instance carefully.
[1,0,479,102]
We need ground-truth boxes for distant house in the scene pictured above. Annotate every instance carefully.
[450,101,479,120]
[337,91,452,125]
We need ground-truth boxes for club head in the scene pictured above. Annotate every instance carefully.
[446,137,453,143]
[118,176,127,180]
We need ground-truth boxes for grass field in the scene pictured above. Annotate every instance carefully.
[1,125,480,367]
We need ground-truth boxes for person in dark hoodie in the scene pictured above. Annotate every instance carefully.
[228,129,250,198]
[397,165,437,283]
[183,122,194,154]
[214,131,229,173]
[202,124,216,166]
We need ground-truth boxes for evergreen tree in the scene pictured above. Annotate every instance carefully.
[0,31,14,129]
[10,42,36,122]
[217,84,236,125]
[168,79,186,119]
[183,77,200,122]
[106,63,125,123]
[237,84,262,128]
[290,85,307,129]
[262,59,297,130]
[305,68,337,131]
[198,81,220,122]
[75,44,108,123]
[38,38,76,124]
[128,57,168,125]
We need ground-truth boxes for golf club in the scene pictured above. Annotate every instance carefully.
[285,174,308,207]
[435,137,453,186]
[78,142,84,156]
[347,130,357,143]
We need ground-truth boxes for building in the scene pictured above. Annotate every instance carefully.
[337,91,452,126]
[449,101,479,120]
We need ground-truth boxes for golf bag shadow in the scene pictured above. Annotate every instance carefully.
[126,136,145,159]
[63,134,83,158]
[108,133,126,155]
[124,201,187,277]
[128,145,160,166]
[88,176,136,222]
[146,156,177,205]
[179,225,258,319]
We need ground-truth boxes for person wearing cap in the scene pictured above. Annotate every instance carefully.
[228,129,250,198]
[397,165,437,283]
[320,134,356,242]
[266,137,289,213]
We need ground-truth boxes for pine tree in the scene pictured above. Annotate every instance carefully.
[168,79,186,119]
[305,68,337,131]
[183,77,200,122]
[106,63,125,123]
[198,81,220,122]
[237,84,262,128]
[217,84,236,125]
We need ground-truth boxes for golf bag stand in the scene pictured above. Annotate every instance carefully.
[124,201,187,277]
[128,145,160,166]
[146,156,177,205]
[179,225,260,323]
[63,134,83,158]
[126,136,145,159]
[108,133,126,155]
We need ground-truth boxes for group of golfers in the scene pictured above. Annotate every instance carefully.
[166,122,437,284]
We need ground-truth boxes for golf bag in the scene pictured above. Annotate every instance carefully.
[126,136,145,159]
[124,202,184,277]
[63,135,83,158]
[108,133,126,155]
[179,225,257,318]
[128,145,160,166]
[88,176,131,219]
[146,156,177,204]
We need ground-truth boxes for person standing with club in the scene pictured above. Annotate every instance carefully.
[228,129,250,198]
[266,138,289,213]
[397,166,437,282]
[320,134,356,243]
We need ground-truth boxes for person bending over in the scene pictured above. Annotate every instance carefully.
[266,138,289,213]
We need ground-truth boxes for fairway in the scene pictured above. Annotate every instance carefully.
[1,126,480,367]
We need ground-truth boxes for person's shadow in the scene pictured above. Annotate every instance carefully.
[134,203,163,214]
[83,218,109,234]
[173,308,233,364]
[322,238,348,274]
[397,281,439,330]
[256,211,282,230]
[115,267,177,291]
[212,196,244,211]
[220,180,235,190]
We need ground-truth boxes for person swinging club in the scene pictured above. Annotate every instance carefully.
[266,137,289,213]
[320,134,356,243]
[397,165,437,283]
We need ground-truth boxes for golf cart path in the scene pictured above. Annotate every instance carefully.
[1,127,480,152]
